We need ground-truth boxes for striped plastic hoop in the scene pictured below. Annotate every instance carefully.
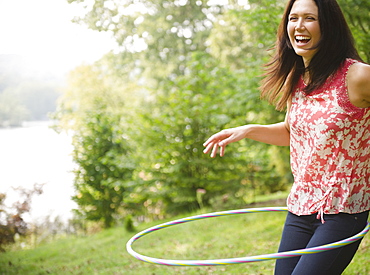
[126,207,370,266]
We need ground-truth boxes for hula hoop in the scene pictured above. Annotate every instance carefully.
[126,207,370,266]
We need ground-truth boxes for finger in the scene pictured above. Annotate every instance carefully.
[203,134,215,146]
[203,130,228,147]
[203,139,211,147]
[203,142,214,154]
[218,135,233,147]
[203,134,218,147]
[219,144,225,157]
[211,143,219,158]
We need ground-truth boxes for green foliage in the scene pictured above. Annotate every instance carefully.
[53,64,136,228]
[124,214,135,232]
[338,0,370,62]
[72,110,134,228]
[67,0,225,77]
[135,51,290,216]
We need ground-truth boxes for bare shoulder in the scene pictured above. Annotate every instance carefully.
[347,62,370,108]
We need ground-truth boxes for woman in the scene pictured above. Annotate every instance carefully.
[203,0,370,274]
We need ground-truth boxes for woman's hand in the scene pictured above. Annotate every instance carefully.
[203,126,248,158]
[203,121,291,158]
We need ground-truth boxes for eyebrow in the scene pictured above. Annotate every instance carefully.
[289,12,318,16]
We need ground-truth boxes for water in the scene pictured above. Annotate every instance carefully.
[0,121,77,223]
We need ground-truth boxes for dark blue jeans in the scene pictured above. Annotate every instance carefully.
[274,211,369,275]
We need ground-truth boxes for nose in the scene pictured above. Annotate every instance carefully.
[295,19,305,31]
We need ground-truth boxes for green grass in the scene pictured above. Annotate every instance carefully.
[0,208,369,275]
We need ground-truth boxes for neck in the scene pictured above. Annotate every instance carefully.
[303,57,311,68]
[303,70,310,84]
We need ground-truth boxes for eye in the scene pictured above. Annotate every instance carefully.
[289,16,298,21]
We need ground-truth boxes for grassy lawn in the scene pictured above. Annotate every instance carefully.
[0,207,368,275]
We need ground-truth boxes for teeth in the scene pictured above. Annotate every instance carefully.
[296,36,310,41]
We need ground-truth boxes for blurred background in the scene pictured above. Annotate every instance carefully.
[0,0,368,251]
[0,0,116,226]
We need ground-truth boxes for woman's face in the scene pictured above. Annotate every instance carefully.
[287,0,321,66]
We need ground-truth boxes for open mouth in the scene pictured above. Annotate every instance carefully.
[295,35,311,44]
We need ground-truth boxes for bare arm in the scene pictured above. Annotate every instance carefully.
[203,112,291,158]
[347,62,370,108]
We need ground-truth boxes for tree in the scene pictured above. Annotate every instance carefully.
[72,109,134,228]
[53,64,136,228]
[67,0,246,81]
[338,0,370,62]
[135,52,290,215]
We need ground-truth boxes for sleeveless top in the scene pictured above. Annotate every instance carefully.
[287,58,370,218]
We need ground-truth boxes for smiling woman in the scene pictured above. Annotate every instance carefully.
[287,0,321,67]
[0,0,116,75]
[259,0,364,111]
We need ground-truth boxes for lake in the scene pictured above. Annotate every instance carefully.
[0,121,76,223]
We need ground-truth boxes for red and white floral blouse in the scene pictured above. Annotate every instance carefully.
[288,58,370,219]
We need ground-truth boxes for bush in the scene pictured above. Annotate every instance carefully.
[0,184,43,251]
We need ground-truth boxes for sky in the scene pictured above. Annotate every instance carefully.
[0,0,117,75]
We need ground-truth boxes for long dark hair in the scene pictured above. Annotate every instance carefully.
[261,0,363,111]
